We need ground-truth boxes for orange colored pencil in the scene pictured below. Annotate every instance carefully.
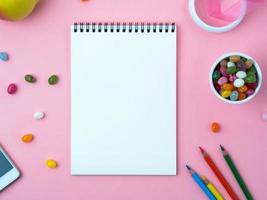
[199,147,239,200]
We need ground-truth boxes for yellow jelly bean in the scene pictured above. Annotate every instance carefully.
[221,83,234,91]
[22,134,34,143]
[46,159,58,169]
[238,85,248,93]
[221,90,232,98]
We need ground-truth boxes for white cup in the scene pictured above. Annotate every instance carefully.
[209,52,262,104]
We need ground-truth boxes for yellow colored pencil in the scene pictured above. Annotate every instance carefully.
[202,176,225,200]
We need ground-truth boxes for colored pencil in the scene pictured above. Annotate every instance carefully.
[220,145,254,200]
[202,176,225,200]
[199,147,240,200]
[186,165,216,200]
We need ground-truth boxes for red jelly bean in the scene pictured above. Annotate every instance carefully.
[7,83,17,94]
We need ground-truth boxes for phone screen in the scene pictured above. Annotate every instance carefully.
[0,151,13,177]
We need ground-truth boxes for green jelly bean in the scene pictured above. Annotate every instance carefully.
[226,66,237,74]
[24,74,36,83]
[247,66,256,74]
[245,75,256,83]
[48,75,59,85]
[212,70,221,81]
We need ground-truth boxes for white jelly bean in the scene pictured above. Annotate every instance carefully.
[227,62,235,68]
[236,71,247,79]
[233,78,245,88]
[34,112,45,120]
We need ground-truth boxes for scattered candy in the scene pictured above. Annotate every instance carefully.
[48,75,59,85]
[22,134,34,143]
[233,78,245,88]
[236,71,247,79]
[211,122,220,133]
[262,112,267,121]
[34,112,45,120]
[0,52,9,61]
[46,159,58,168]
[25,74,36,83]
[230,91,238,101]
[227,62,235,68]
[212,55,259,102]
[7,83,18,94]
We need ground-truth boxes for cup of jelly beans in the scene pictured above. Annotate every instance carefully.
[210,52,262,104]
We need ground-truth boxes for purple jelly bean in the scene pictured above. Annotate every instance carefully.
[229,74,237,82]
[236,60,246,71]
[220,66,227,76]
[246,89,255,96]
[217,76,228,86]
[7,83,17,94]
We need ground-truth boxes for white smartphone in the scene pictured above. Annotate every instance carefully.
[0,146,20,191]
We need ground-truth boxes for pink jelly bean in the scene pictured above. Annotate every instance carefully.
[220,66,227,76]
[229,74,237,82]
[7,83,17,94]
[217,76,228,86]
[246,89,255,96]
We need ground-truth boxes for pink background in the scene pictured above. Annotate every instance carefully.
[0,0,267,199]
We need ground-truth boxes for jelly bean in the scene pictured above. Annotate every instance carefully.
[246,89,254,96]
[236,71,247,79]
[46,159,58,168]
[229,55,241,63]
[247,66,257,74]
[221,90,232,98]
[34,112,45,120]
[217,76,228,86]
[246,83,258,90]
[233,78,245,88]
[228,74,237,82]
[230,91,238,101]
[236,60,246,71]
[245,59,253,69]
[245,75,256,83]
[220,60,227,67]
[219,65,227,76]
[221,83,234,91]
[214,84,221,92]
[0,52,9,61]
[212,70,221,81]
[48,75,59,85]
[7,83,17,94]
[227,62,235,68]
[25,74,36,83]
[211,122,220,133]
[238,92,246,100]
[238,85,248,93]
[22,134,34,143]
[226,66,237,74]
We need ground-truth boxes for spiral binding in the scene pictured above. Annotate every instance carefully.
[73,22,176,33]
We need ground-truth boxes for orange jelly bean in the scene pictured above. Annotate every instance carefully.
[211,122,220,133]
[221,83,234,91]
[22,134,34,143]
[238,93,247,100]
[238,85,248,93]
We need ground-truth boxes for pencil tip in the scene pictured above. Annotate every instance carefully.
[220,145,225,151]
[186,165,191,170]
[199,146,204,153]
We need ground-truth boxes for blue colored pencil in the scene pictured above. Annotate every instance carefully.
[186,165,216,200]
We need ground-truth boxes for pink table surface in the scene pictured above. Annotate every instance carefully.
[0,0,267,199]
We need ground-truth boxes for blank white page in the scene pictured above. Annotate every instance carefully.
[71,23,176,175]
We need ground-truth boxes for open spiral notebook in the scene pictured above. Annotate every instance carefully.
[71,22,177,175]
